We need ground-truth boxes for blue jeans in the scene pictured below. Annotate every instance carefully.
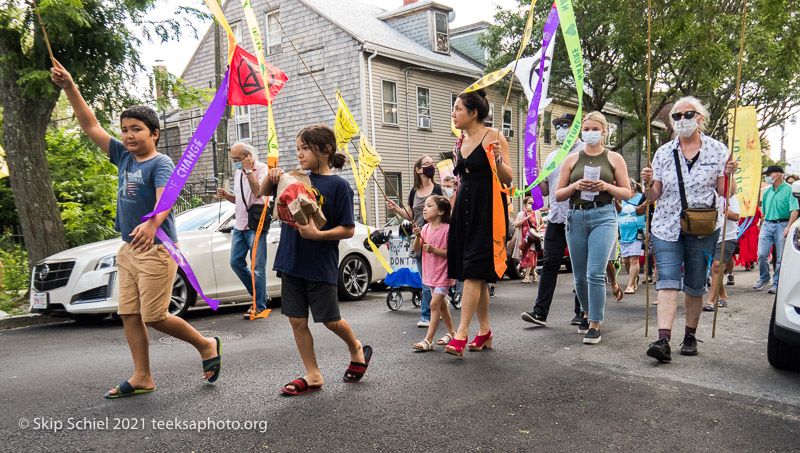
[565,204,618,323]
[231,228,269,310]
[652,230,719,296]
[415,257,432,321]
[757,221,788,287]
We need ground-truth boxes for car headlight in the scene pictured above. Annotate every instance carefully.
[95,254,117,270]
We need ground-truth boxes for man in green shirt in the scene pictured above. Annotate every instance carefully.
[754,165,800,293]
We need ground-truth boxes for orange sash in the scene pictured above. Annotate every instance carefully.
[485,144,508,279]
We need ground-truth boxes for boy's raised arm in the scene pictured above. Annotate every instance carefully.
[50,60,112,155]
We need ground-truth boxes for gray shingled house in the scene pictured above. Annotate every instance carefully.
[168,0,526,225]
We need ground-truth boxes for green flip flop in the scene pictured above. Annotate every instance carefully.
[202,336,222,383]
[104,380,155,399]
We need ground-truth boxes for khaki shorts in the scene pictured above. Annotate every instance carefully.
[117,242,178,323]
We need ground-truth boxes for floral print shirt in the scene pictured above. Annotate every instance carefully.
[651,134,729,242]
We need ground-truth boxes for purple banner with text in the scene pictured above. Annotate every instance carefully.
[156,228,220,310]
[522,6,559,210]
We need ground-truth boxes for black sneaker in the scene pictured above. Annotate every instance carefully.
[583,328,601,344]
[726,274,734,285]
[578,317,590,334]
[521,311,547,326]
[680,333,702,356]
[647,338,672,362]
[489,286,496,297]
[570,314,583,326]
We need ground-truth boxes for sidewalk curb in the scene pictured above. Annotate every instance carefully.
[0,314,68,330]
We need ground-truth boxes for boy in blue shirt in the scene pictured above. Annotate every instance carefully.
[51,61,221,398]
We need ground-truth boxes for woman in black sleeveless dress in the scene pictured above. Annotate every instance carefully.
[446,89,513,357]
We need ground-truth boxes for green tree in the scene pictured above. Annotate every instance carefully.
[482,0,800,150]
[0,0,205,264]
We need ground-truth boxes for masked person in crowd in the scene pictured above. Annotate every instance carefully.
[641,96,738,362]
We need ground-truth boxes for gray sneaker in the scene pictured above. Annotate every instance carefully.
[753,280,770,290]
[768,286,777,294]
[583,328,601,344]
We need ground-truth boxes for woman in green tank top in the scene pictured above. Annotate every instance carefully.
[555,112,632,345]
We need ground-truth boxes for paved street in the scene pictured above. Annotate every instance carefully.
[1,268,799,452]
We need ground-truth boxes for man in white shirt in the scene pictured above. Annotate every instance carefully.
[216,142,271,319]
[521,114,585,327]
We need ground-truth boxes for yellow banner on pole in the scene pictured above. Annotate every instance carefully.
[335,91,392,274]
[203,0,237,65]
[727,106,761,217]
[335,90,361,148]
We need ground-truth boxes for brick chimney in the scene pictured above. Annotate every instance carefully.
[403,0,417,5]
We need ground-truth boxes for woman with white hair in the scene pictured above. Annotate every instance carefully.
[641,96,738,362]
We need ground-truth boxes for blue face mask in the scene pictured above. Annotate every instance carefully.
[765,176,774,185]
[233,161,243,171]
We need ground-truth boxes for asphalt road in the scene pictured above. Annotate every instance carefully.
[1,268,799,452]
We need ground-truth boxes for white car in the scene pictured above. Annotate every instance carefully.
[768,180,800,371]
[29,203,389,321]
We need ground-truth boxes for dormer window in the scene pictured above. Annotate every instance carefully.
[434,12,449,54]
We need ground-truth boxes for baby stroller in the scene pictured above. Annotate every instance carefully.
[384,237,423,311]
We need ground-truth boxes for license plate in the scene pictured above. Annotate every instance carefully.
[32,293,48,309]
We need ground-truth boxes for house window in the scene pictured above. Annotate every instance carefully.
[543,111,552,145]
[484,103,494,128]
[384,172,402,221]
[503,109,513,138]
[451,93,458,110]
[231,22,243,44]
[417,87,431,129]
[265,11,281,55]
[190,108,203,132]
[382,80,398,125]
[235,105,251,141]
[434,12,450,53]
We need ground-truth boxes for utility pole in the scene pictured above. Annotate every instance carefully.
[214,0,230,188]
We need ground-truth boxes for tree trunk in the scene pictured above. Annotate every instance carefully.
[0,74,69,265]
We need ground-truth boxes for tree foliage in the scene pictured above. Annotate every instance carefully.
[481,0,800,150]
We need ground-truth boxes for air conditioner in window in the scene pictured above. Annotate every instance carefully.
[436,33,449,53]
[418,117,431,129]
[503,128,514,139]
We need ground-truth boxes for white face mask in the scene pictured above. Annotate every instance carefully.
[582,130,603,146]
[443,187,454,198]
[674,118,699,137]
[765,176,774,185]
[556,128,569,144]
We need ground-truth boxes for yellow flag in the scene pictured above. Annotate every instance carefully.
[358,139,381,185]
[335,91,361,149]
[0,145,8,179]
[203,0,237,65]
[728,106,762,217]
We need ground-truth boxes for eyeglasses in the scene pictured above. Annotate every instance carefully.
[671,110,698,121]
[554,123,570,130]
[419,162,434,168]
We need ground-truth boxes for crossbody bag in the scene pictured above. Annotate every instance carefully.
[673,146,717,236]
[240,173,267,230]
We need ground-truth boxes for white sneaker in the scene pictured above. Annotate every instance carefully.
[416,319,430,327]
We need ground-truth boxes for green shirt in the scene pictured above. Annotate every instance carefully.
[762,182,800,221]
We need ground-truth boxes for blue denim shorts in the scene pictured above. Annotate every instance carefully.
[652,230,720,296]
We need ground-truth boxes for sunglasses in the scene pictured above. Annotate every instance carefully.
[671,110,698,121]
[554,123,570,130]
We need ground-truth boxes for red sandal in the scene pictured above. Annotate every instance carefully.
[468,330,493,351]
[445,337,467,357]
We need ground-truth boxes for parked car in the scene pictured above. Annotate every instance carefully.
[767,181,800,371]
[29,203,389,321]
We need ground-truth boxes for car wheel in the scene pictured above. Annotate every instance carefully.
[505,257,522,279]
[338,254,371,301]
[72,313,108,324]
[386,289,403,311]
[170,270,197,318]
[767,297,800,371]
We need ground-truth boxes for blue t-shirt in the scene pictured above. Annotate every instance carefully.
[618,193,646,244]
[273,172,355,286]
[108,138,178,244]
